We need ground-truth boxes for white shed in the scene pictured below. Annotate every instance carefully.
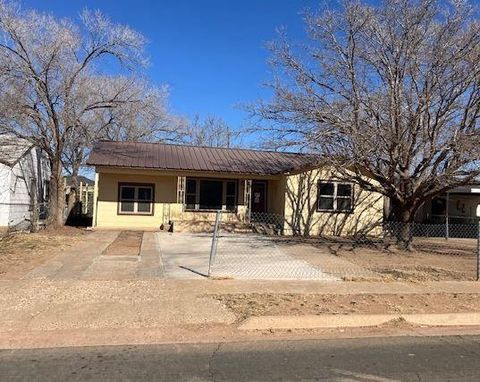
[0,135,50,232]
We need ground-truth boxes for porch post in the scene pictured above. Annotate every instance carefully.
[84,183,89,215]
[92,173,99,228]
[445,192,449,240]
[177,176,186,211]
[244,179,252,223]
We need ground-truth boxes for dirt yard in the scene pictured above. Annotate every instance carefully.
[279,236,478,282]
[212,292,480,320]
[336,238,477,281]
[102,231,143,256]
[0,227,89,279]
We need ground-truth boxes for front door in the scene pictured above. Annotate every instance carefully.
[251,181,267,213]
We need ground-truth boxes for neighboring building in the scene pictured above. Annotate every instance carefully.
[414,185,480,225]
[87,140,383,236]
[64,175,95,217]
[0,135,50,232]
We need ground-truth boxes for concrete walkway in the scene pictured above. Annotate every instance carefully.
[1,278,480,348]
[3,279,480,329]
[24,231,164,281]
[156,232,211,279]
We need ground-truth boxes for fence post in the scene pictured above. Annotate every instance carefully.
[477,221,480,281]
[208,210,222,277]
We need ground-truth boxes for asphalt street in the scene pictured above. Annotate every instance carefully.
[2,335,480,381]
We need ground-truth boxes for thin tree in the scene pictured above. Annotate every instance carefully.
[186,115,238,148]
[0,1,149,227]
[252,0,480,246]
[62,77,184,213]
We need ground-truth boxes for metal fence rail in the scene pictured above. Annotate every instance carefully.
[208,211,480,281]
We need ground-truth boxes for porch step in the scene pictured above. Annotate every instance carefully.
[232,227,254,234]
[172,220,253,234]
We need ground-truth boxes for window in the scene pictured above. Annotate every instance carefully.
[44,180,50,202]
[317,181,353,212]
[184,178,237,211]
[186,179,197,210]
[118,184,154,215]
[225,181,236,211]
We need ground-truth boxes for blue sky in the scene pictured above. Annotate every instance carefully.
[24,0,320,137]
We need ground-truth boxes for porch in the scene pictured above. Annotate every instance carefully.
[173,176,286,232]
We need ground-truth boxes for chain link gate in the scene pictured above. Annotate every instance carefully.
[207,210,480,281]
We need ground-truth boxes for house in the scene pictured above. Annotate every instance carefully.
[86,140,384,236]
[0,135,50,233]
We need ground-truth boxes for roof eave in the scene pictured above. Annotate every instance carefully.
[88,163,294,178]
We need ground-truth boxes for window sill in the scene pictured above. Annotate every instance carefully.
[317,209,354,214]
[118,212,154,216]
[184,209,237,213]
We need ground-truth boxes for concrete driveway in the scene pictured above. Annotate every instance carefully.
[156,232,338,281]
[22,230,370,282]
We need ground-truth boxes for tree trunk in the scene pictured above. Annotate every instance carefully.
[48,156,65,228]
[388,200,417,250]
[66,165,80,217]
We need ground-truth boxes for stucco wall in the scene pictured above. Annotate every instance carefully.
[93,166,384,235]
[94,170,254,229]
[266,178,286,214]
[283,168,384,236]
[95,172,181,229]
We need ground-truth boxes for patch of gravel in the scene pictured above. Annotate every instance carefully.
[102,231,143,256]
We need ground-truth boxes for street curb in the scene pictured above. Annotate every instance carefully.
[238,313,480,330]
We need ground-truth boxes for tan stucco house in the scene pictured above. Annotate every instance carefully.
[87,140,384,236]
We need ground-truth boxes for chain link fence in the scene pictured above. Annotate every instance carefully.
[207,211,480,281]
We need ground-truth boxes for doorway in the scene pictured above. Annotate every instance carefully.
[251,181,267,213]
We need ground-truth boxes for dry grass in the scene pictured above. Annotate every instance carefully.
[336,240,477,281]
[212,292,480,320]
[278,236,478,282]
[0,227,89,279]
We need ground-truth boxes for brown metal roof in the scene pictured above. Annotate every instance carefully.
[86,140,321,176]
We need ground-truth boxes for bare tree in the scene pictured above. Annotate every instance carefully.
[186,115,238,148]
[253,0,480,245]
[0,1,150,227]
[62,76,185,213]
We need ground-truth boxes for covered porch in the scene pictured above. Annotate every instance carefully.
[174,175,286,232]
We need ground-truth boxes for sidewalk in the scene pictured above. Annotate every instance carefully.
[1,278,480,349]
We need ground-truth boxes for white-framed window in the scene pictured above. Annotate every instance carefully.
[317,181,354,212]
[118,184,154,215]
[184,178,237,211]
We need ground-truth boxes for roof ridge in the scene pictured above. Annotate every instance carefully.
[88,140,322,175]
